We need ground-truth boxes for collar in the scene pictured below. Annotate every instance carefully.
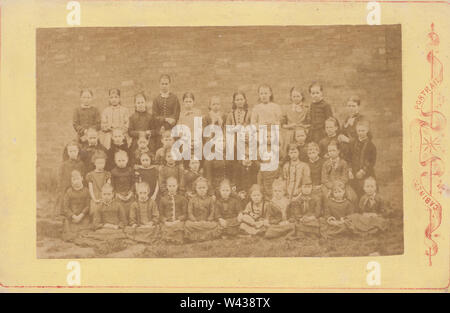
[358,137,369,143]
[309,156,320,163]
[291,103,304,112]
[160,92,170,98]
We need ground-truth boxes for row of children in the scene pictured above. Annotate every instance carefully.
[57,74,387,242]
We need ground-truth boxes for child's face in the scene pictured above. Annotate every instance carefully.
[112,131,124,145]
[71,175,83,189]
[363,180,377,195]
[94,158,106,171]
[165,152,175,166]
[167,179,178,194]
[80,91,92,108]
[288,148,299,161]
[137,188,149,202]
[162,136,174,148]
[183,97,194,111]
[301,184,313,195]
[135,96,147,112]
[259,87,271,104]
[210,97,221,112]
[102,189,114,202]
[250,190,263,204]
[67,145,79,160]
[325,121,338,137]
[219,184,231,199]
[87,132,98,146]
[356,124,369,139]
[327,145,339,159]
[291,90,303,104]
[189,159,200,172]
[140,154,151,168]
[234,94,245,109]
[333,188,345,200]
[160,78,170,93]
[310,86,323,103]
[272,186,284,200]
[307,147,319,160]
[109,92,120,106]
[347,101,359,116]
[196,182,208,197]
[115,154,128,168]
[138,138,148,149]
[294,131,307,144]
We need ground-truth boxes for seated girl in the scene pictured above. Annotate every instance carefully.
[92,183,123,230]
[126,182,160,243]
[321,180,355,238]
[237,184,267,236]
[62,170,91,241]
[185,177,220,242]
[264,179,294,239]
[321,140,357,205]
[215,179,242,237]
[287,179,321,239]
[159,176,188,244]
[345,177,388,235]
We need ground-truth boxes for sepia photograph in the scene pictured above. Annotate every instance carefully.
[36,25,403,259]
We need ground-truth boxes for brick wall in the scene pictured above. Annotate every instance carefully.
[36,25,402,190]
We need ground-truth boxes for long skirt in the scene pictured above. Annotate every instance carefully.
[75,228,129,255]
[161,221,185,244]
[124,225,161,244]
[344,213,387,236]
[62,216,92,242]
[219,217,241,237]
[265,223,295,239]
[287,218,321,240]
[184,220,221,242]
[319,218,348,239]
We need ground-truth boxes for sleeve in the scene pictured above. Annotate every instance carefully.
[129,202,138,225]
[242,202,251,215]
[159,197,167,222]
[179,197,188,221]
[150,200,160,224]
[312,198,321,217]
[118,201,129,228]
[94,108,101,131]
[128,115,139,138]
[152,98,164,123]
[325,102,333,119]
[62,190,73,219]
[82,191,90,215]
[122,107,130,132]
[250,108,258,126]
[187,198,196,221]
[363,142,377,173]
[93,204,103,229]
[302,163,311,186]
[358,195,366,213]
[173,96,181,123]
[321,161,331,189]
[346,201,355,216]
[322,198,331,218]
[72,108,83,135]
[286,202,295,222]
[225,112,233,126]
[340,160,349,184]
[214,202,222,219]
[208,198,216,221]
[178,165,185,192]
[101,107,110,131]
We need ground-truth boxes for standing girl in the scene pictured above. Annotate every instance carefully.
[100,88,129,149]
[185,177,220,242]
[73,88,101,143]
[250,84,282,127]
[282,144,311,201]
